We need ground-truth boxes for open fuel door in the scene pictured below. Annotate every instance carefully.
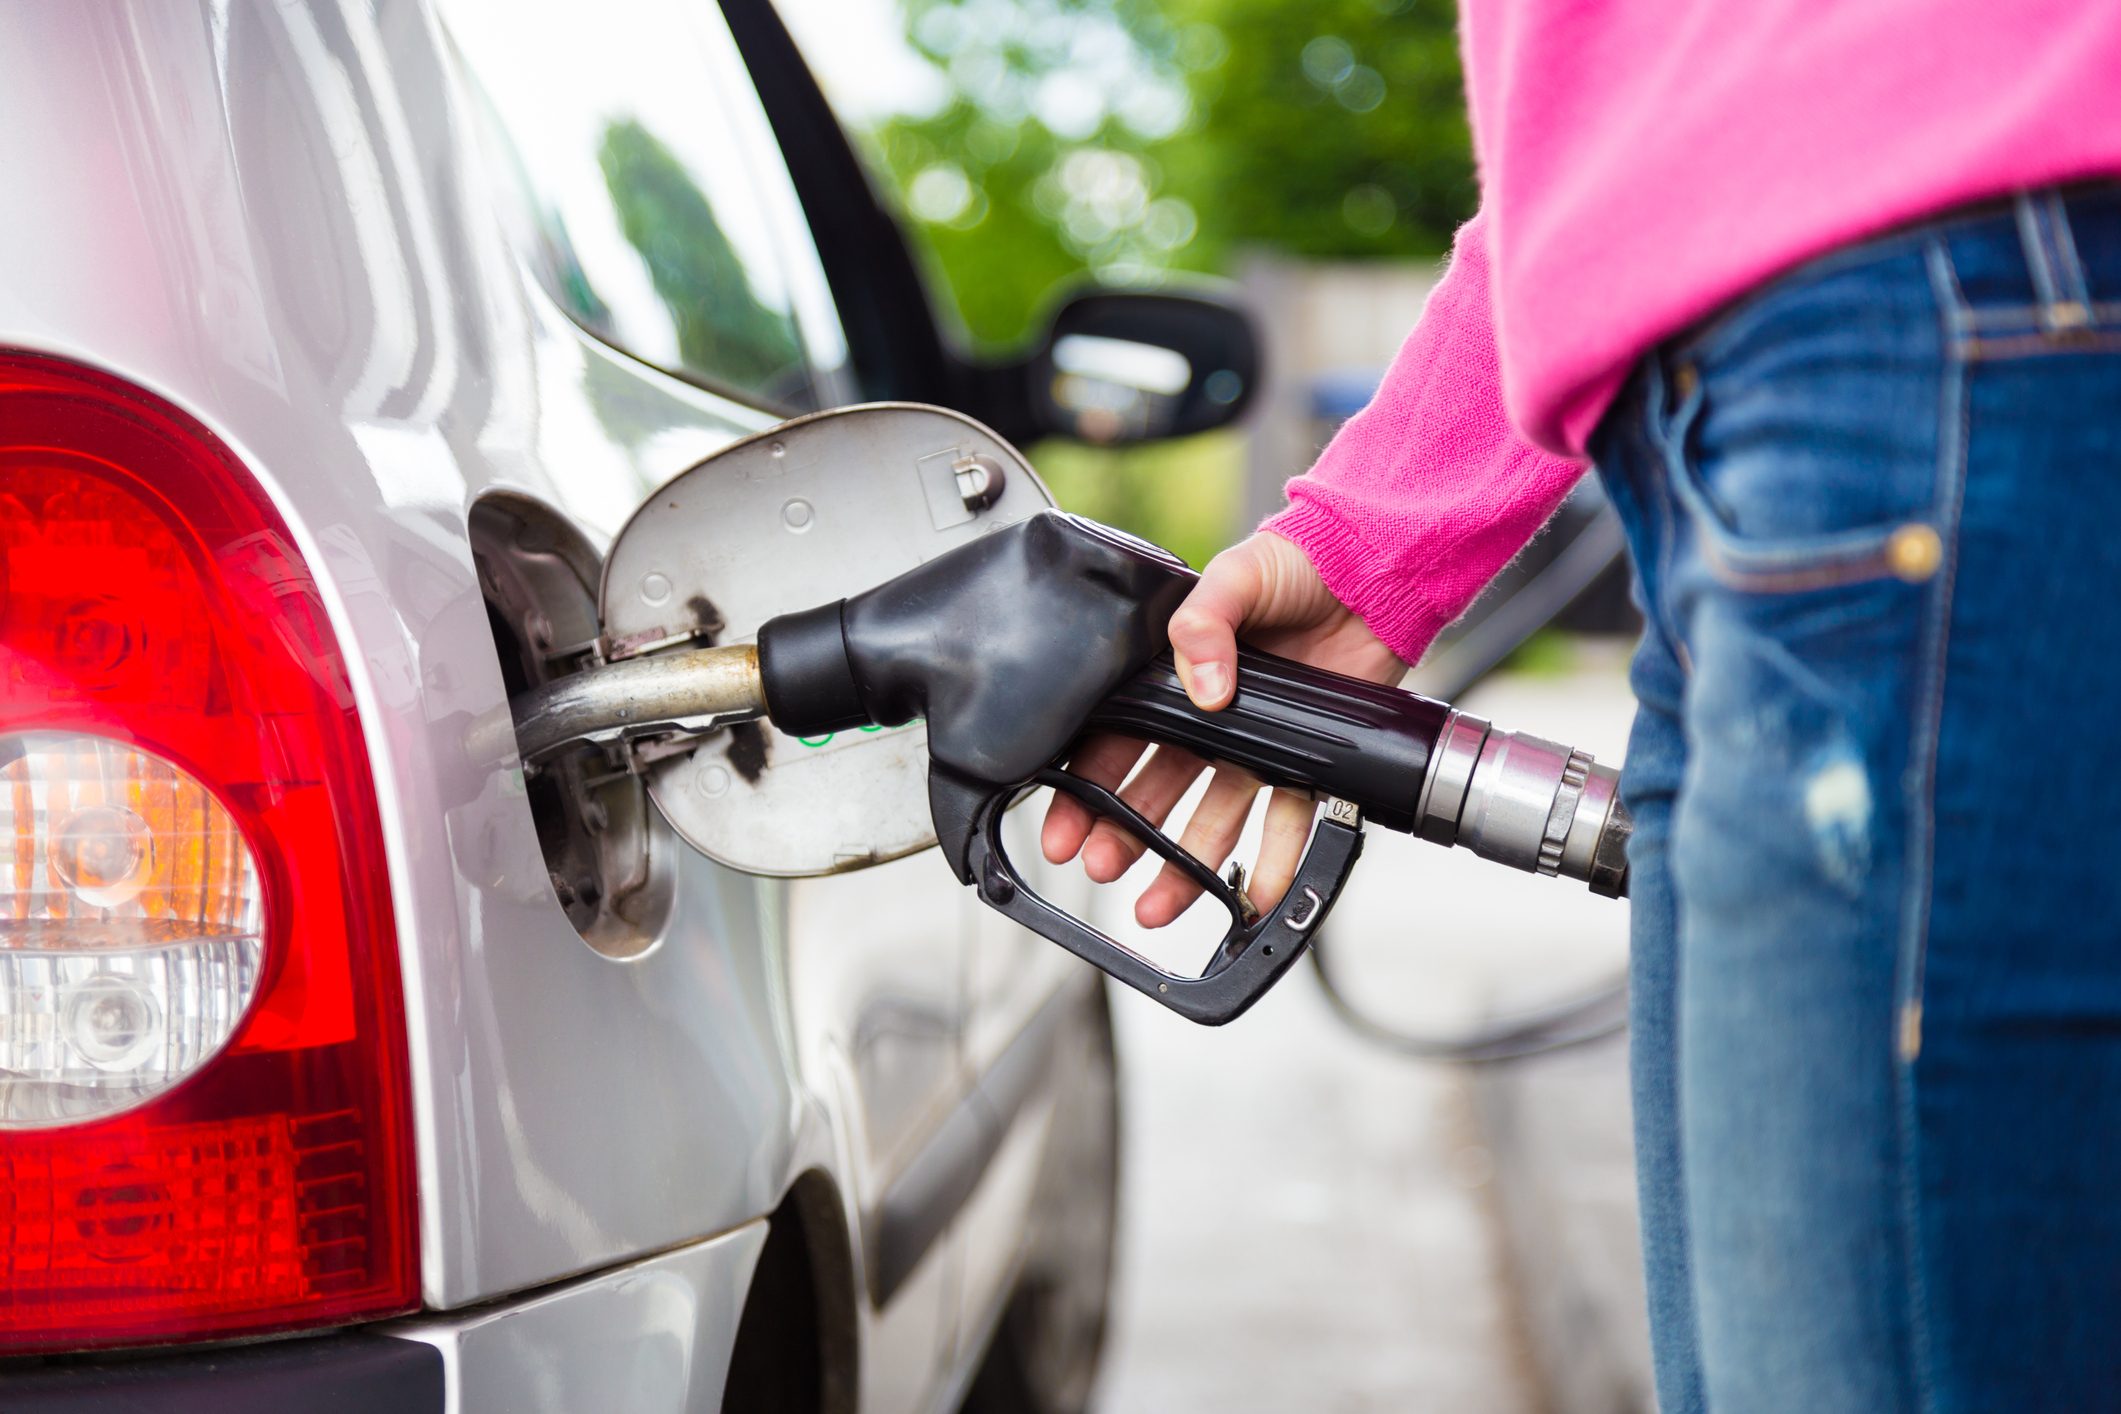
[591,403,1054,876]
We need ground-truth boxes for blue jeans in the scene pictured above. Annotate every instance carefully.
[1594,184,2121,1413]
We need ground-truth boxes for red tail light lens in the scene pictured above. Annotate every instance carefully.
[0,353,418,1351]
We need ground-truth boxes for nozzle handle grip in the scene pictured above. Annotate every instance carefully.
[967,766,1366,1025]
[1085,650,1451,835]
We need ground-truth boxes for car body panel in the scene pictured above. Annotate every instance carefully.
[5,0,906,1302]
[0,2,1109,1405]
[387,1221,768,1414]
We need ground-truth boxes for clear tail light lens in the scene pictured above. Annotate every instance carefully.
[2,733,265,1127]
[0,353,418,1351]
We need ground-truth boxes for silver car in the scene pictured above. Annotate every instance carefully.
[0,1,1253,1408]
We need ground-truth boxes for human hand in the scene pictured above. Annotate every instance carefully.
[1039,530,1406,927]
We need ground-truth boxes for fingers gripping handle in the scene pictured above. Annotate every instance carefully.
[1089,650,1450,832]
[968,771,1366,1026]
[1088,650,1633,899]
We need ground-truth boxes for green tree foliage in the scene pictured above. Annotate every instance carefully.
[597,118,807,398]
[871,0,1208,348]
[1166,0,1475,262]
[864,0,1473,346]
[834,0,1475,562]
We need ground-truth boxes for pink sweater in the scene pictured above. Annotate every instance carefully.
[1263,1,2121,662]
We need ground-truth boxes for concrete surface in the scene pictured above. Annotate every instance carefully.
[1473,1032,1651,1414]
[1090,648,1653,1413]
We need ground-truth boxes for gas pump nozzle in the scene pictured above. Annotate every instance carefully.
[510,509,1629,1025]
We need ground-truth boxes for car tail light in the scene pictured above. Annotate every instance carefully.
[2,733,266,1124]
[0,353,418,1351]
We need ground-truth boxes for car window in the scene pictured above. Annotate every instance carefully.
[443,0,850,412]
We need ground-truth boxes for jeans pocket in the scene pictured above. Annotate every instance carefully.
[1648,325,1945,597]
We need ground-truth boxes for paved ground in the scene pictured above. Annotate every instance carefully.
[1090,648,1651,1413]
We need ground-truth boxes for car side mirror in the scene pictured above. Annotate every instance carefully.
[1013,287,1260,445]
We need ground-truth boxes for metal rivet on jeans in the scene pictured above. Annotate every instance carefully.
[1886,524,1943,583]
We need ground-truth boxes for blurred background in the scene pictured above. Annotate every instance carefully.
[779,3,1653,1407]
[783,0,1471,565]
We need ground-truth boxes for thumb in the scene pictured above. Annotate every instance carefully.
[1167,544,1263,710]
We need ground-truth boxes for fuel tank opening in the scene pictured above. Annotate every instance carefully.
[470,493,676,959]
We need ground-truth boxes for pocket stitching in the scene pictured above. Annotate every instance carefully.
[1887,237,1972,1404]
[1654,361,1931,594]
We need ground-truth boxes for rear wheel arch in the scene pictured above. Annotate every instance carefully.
[722,1169,859,1414]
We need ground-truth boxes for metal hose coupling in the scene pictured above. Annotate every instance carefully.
[1414,709,1631,898]
[503,644,767,766]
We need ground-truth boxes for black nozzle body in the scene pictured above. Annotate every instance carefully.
[754,599,868,737]
[1088,651,1447,835]
[759,511,1194,780]
[759,513,1198,876]
[756,510,1451,874]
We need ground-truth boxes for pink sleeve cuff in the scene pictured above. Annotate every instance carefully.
[1255,210,1586,664]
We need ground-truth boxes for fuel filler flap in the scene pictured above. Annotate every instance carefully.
[596,403,1056,876]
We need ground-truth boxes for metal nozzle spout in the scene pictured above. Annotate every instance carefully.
[498,644,767,767]
[1414,709,1631,898]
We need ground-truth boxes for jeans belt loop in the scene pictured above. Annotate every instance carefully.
[2013,189,2093,333]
